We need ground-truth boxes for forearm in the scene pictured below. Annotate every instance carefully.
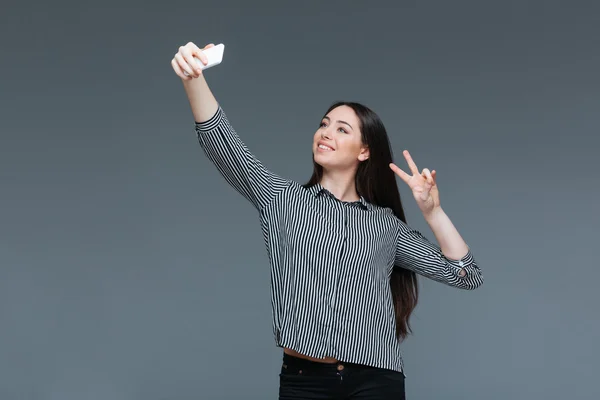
[423,206,470,262]
[182,74,219,123]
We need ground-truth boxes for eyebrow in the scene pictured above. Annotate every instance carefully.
[323,116,353,130]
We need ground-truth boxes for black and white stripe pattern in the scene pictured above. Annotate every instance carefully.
[195,106,483,373]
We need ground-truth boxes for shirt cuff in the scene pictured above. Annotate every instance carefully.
[446,249,476,278]
[194,106,224,131]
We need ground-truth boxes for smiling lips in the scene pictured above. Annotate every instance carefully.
[317,141,335,151]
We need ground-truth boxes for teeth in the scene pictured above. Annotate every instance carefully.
[319,144,333,151]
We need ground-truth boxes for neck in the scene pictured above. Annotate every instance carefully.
[319,168,360,202]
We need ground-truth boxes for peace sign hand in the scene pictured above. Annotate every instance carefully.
[390,150,440,216]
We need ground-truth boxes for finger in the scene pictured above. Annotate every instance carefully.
[191,43,212,65]
[175,52,196,77]
[403,150,419,175]
[193,47,208,66]
[422,168,434,185]
[171,57,192,80]
[431,170,437,183]
[190,43,214,71]
[183,46,205,75]
[197,43,214,65]
[389,163,411,183]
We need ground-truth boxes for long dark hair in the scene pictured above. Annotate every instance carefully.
[304,101,418,341]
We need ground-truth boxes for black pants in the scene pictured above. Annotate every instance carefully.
[278,353,406,400]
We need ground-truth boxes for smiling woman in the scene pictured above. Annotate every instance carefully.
[312,106,370,176]
[172,41,484,400]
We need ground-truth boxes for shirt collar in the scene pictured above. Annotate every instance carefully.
[308,183,373,211]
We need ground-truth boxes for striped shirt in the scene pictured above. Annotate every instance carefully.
[195,105,483,373]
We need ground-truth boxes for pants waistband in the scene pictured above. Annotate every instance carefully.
[282,353,377,373]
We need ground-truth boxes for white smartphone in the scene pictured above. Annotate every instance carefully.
[184,43,225,75]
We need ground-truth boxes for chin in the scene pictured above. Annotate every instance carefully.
[313,157,336,170]
[313,147,341,167]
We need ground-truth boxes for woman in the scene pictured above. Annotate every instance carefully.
[171,42,483,400]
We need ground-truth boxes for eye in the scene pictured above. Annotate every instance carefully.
[338,127,348,134]
[319,122,327,128]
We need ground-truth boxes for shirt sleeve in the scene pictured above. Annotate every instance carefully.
[394,220,483,290]
[195,106,291,211]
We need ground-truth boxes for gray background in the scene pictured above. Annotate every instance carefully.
[1,0,598,399]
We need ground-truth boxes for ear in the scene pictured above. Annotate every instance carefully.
[358,146,370,161]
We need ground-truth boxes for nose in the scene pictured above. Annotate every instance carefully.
[321,129,331,140]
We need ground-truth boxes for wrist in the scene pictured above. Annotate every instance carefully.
[423,206,444,222]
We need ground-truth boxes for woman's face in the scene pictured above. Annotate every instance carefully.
[312,105,369,170]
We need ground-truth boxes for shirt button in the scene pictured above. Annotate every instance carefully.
[458,261,464,267]
[337,364,344,371]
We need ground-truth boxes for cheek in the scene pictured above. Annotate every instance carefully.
[338,138,362,155]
